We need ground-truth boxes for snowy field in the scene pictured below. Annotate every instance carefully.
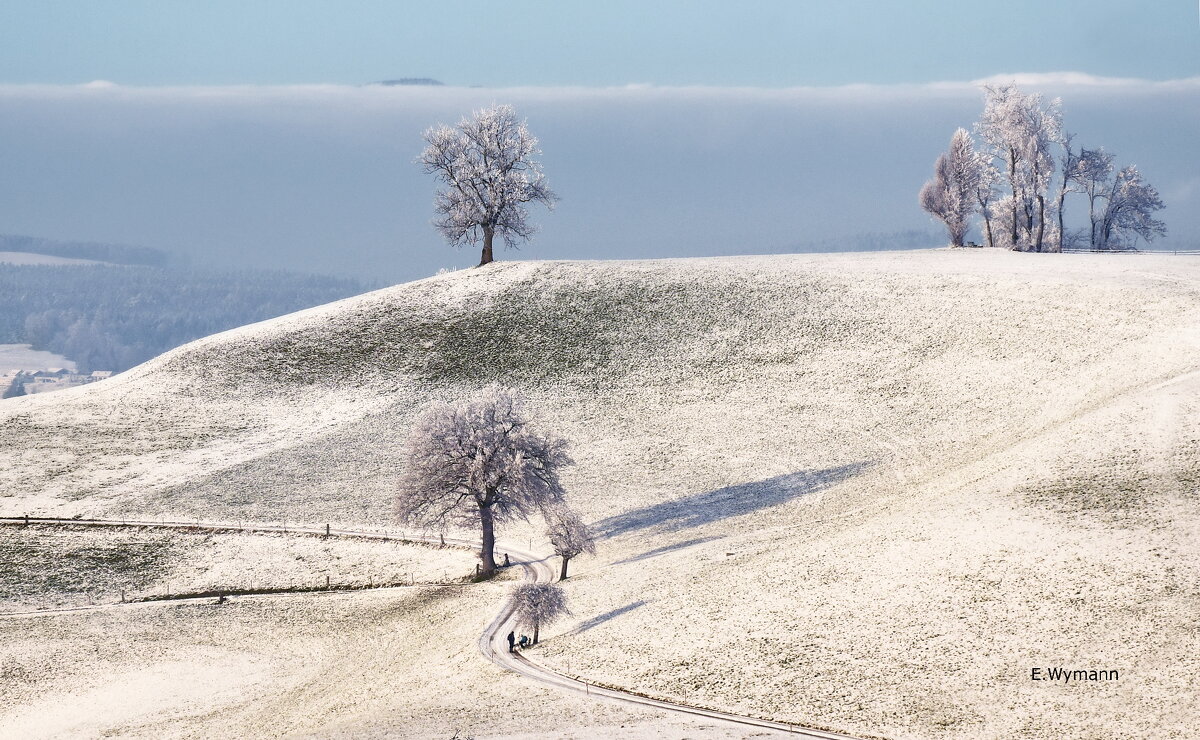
[0,525,477,612]
[1,248,1198,738]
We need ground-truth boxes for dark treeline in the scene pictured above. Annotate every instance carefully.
[0,264,371,373]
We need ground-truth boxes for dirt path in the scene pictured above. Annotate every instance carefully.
[2,516,866,739]
[483,542,862,738]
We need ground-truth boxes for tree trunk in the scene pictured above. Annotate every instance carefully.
[1035,194,1046,252]
[480,226,495,266]
[950,217,965,247]
[1008,147,1019,249]
[1056,191,1067,253]
[560,556,570,580]
[533,621,540,644]
[479,505,497,575]
[977,193,994,248]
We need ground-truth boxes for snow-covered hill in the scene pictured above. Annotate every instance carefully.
[2,249,1198,738]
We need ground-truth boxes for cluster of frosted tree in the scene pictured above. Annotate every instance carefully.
[921,84,1165,252]
[419,105,558,266]
[396,384,595,578]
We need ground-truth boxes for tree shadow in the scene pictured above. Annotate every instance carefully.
[611,536,725,565]
[594,462,870,539]
[566,600,649,635]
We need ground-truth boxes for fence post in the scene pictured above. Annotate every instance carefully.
[23,513,28,525]
[325,523,330,537]
[326,574,330,590]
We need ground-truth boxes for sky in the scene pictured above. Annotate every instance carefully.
[0,4,1196,282]
[0,2,1196,87]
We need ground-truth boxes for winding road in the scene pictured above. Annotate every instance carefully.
[2,516,863,739]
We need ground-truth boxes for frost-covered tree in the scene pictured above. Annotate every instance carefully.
[1096,165,1167,250]
[1051,132,1085,252]
[418,105,558,266]
[396,385,572,575]
[511,582,569,644]
[920,128,984,247]
[973,154,1001,248]
[975,85,1062,252]
[544,505,596,580]
[1075,147,1116,249]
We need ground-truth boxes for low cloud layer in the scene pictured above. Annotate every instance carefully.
[1,75,1195,281]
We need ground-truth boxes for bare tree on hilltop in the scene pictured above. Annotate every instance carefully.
[418,104,558,266]
[920,128,985,247]
[1093,164,1167,250]
[544,504,596,579]
[396,385,572,576]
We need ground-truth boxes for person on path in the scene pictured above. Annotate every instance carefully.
[504,553,511,567]
[507,630,516,653]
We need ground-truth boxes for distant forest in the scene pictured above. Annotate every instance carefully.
[0,238,370,373]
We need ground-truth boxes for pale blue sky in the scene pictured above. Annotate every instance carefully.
[0,1,1196,86]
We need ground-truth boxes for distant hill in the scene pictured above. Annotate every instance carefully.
[0,234,174,267]
[0,251,108,266]
[2,251,1197,738]
[371,78,444,86]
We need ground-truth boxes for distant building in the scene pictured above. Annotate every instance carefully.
[4,367,113,397]
[32,368,71,378]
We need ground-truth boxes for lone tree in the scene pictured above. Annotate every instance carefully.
[544,505,596,580]
[511,582,569,644]
[920,128,984,247]
[418,104,558,266]
[396,385,572,576]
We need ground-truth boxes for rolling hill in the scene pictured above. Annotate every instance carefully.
[1,248,1197,738]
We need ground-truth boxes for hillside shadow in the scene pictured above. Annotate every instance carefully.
[594,462,869,539]
[611,536,724,565]
[567,600,649,636]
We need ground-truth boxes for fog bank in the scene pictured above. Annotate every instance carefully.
[1,76,1196,282]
